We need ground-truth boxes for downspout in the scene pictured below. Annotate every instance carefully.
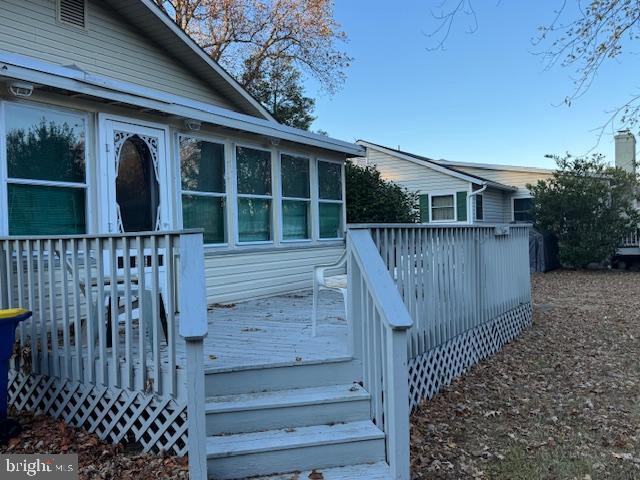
[467,183,488,224]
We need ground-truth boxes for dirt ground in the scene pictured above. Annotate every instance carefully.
[411,270,640,479]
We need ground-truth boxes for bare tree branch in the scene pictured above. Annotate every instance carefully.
[157,0,351,94]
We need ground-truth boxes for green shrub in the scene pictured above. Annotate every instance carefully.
[529,154,640,268]
[346,161,419,223]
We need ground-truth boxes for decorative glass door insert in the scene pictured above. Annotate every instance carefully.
[102,120,171,233]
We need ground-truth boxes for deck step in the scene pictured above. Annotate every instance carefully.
[206,420,386,479]
[204,358,362,396]
[247,461,393,479]
[205,383,371,435]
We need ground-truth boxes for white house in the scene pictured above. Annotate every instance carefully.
[355,140,554,224]
[0,3,534,479]
[0,0,361,306]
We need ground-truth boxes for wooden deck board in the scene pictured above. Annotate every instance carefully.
[176,290,349,372]
[54,290,348,396]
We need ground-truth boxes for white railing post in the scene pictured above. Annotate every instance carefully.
[386,328,410,479]
[347,228,413,480]
[346,235,363,360]
[177,232,208,480]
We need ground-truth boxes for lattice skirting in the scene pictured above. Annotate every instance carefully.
[8,370,188,456]
[408,302,532,411]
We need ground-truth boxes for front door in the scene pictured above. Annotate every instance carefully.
[102,119,172,233]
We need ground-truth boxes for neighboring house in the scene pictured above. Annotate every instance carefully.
[355,140,554,224]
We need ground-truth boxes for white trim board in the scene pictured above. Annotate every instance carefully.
[357,140,516,192]
[436,158,554,174]
[0,51,363,157]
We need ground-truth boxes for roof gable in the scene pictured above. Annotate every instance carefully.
[357,141,516,191]
[104,0,274,120]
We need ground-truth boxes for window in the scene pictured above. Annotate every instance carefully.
[419,194,429,223]
[180,136,226,244]
[513,197,534,223]
[281,154,310,240]
[4,103,87,235]
[236,146,272,242]
[475,194,484,221]
[318,161,343,239]
[431,194,455,221]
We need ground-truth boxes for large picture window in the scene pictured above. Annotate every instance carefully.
[318,160,344,239]
[180,136,226,244]
[281,154,310,240]
[4,103,87,235]
[431,194,455,221]
[236,146,272,242]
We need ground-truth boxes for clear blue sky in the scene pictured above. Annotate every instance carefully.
[311,1,640,169]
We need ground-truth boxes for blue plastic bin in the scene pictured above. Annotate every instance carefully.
[0,309,32,420]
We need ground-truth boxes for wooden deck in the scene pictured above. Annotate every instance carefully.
[176,289,349,373]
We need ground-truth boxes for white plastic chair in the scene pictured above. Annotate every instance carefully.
[311,251,348,336]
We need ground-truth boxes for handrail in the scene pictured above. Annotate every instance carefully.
[347,229,412,480]
[349,223,532,230]
[348,230,413,331]
[368,224,532,361]
[0,232,194,397]
[0,228,203,242]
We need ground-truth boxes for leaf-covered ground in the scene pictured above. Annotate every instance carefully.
[411,270,640,479]
[2,270,638,479]
[0,411,188,479]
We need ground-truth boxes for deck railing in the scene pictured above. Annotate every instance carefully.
[0,231,185,396]
[366,224,531,360]
[0,230,208,477]
[347,224,531,480]
[347,229,413,480]
[621,227,640,248]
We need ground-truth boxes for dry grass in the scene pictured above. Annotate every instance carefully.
[411,270,640,479]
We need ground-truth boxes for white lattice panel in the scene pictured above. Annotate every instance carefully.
[8,371,188,456]
[408,302,532,410]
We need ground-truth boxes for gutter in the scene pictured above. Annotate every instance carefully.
[467,184,488,224]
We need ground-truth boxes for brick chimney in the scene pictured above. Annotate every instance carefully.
[615,130,636,174]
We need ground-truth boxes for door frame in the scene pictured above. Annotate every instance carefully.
[97,114,174,233]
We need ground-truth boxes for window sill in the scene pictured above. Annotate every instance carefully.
[281,238,312,244]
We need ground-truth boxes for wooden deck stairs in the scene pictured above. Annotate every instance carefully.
[203,357,392,479]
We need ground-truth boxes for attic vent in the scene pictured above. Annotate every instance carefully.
[57,0,87,29]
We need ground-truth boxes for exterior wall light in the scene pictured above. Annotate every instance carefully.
[8,81,34,98]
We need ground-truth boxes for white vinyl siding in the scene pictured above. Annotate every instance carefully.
[0,0,237,110]
[453,165,553,192]
[204,245,345,304]
[480,187,508,223]
[366,149,470,192]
